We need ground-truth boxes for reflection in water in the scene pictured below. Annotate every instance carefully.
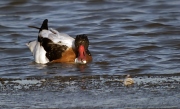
[77,64,87,72]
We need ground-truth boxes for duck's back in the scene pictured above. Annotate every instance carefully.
[27,19,75,64]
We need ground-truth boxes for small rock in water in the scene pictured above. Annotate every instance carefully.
[123,74,134,86]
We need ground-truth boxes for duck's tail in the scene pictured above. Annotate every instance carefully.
[37,19,49,45]
[39,19,48,32]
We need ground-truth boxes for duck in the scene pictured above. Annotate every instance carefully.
[26,19,92,64]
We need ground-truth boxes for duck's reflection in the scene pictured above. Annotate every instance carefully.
[76,64,87,72]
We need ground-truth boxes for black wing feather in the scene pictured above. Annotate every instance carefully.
[41,38,68,61]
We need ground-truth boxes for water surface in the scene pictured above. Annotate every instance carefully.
[0,0,180,108]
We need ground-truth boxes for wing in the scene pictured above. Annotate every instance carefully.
[27,19,75,63]
[38,28,76,61]
[39,28,75,48]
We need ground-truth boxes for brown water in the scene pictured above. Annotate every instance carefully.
[0,0,180,108]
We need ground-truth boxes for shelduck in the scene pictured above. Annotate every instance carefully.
[26,19,92,64]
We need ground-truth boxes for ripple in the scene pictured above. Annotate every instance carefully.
[144,23,171,28]
[137,45,160,51]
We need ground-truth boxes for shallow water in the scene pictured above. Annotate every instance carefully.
[0,0,180,108]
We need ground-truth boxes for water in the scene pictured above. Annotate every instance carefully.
[0,0,180,108]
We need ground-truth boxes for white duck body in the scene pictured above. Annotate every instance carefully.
[27,28,75,64]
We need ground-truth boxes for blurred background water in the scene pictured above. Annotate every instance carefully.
[0,0,180,108]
